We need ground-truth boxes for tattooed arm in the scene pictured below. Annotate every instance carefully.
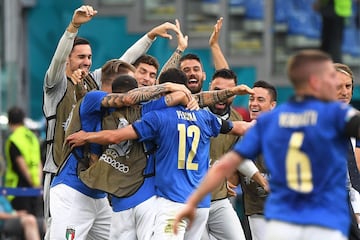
[156,19,188,84]
[101,82,192,108]
[194,84,254,108]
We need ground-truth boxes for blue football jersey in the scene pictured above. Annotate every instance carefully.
[111,96,167,211]
[52,90,108,198]
[233,96,356,236]
[133,105,223,208]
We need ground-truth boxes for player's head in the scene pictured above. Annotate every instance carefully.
[249,80,277,120]
[8,106,25,126]
[286,49,336,101]
[101,59,136,93]
[334,63,354,104]
[158,68,188,85]
[133,55,159,87]
[208,68,237,116]
[179,53,206,94]
[111,75,138,93]
[67,37,92,76]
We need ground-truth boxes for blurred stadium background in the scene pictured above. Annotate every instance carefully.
[0,0,359,142]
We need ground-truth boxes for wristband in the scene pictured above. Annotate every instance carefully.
[71,21,80,29]
[237,159,258,178]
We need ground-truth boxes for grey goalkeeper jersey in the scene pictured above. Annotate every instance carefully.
[42,29,154,173]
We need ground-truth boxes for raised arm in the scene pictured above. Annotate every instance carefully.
[157,19,188,81]
[209,17,229,70]
[45,5,97,89]
[194,84,254,108]
[101,82,192,108]
[120,21,179,64]
[90,21,181,82]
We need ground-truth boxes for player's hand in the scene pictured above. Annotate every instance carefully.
[70,69,86,85]
[72,5,98,26]
[226,181,237,197]
[232,84,255,96]
[147,22,180,40]
[165,83,192,101]
[243,120,256,133]
[173,204,196,235]
[186,97,200,111]
[66,130,88,148]
[175,19,188,51]
[209,17,223,47]
[262,177,270,193]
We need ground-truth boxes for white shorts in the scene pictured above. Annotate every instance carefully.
[110,196,156,240]
[152,196,209,240]
[202,198,245,240]
[43,172,52,240]
[248,214,267,240]
[265,220,346,240]
[49,184,112,240]
[350,187,360,214]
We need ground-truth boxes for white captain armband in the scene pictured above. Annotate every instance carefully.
[237,159,259,178]
[220,120,233,134]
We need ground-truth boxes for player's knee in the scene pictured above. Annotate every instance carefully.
[21,214,38,228]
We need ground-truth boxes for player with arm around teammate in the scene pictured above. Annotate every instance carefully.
[174,49,360,240]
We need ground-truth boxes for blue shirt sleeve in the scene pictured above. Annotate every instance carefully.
[207,112,224,138]
[79,90,108,155]
[80,90,108,118]
[133,111,161,142]
[233,120,261,160]
[141,97,166,115]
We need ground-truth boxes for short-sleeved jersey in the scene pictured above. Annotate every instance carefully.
[208,107,242,201]
[233,96,356,236]
[133,105,224,208]
[51,90,108,198]
[111,97,168,212]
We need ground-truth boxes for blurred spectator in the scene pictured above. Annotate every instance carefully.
[234,106,251,122]
[313,0,352,62]
[0,194,44,240]
[4,107,43,217]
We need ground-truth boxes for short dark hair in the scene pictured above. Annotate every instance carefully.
[133,55,159,71]
[211,68,238,85]
[158,68,188,85]
[179,53,202,66]
[111,75,138,93]
[253,80,277,102]
[8,106,25,125]
[72,36,91,50]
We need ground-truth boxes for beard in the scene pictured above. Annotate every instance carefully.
[209,103,231,116]
[187,84,202,94]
